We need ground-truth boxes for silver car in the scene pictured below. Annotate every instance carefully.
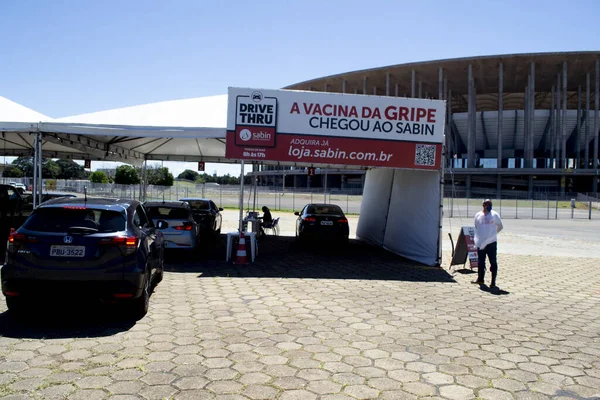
[144,201,199,250]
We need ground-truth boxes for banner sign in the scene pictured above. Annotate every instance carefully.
[450,226,479,269]
[226,88,446,170]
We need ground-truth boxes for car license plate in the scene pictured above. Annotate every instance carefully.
[50,245,85,257]
[320,221,333,226]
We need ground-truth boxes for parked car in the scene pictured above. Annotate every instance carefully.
[1,197,167,318]
[144,201,199,250]
[295,203,349,244]
[8,182,27,194]
[179,198,223,238]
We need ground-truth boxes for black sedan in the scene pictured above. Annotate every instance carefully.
[179,198,223,239]
[1,197,167,319]
[295,203,349,244]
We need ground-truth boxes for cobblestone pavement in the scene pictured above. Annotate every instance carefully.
[1,234,600,399]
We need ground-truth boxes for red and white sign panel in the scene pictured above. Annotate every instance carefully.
[226,87,446,170]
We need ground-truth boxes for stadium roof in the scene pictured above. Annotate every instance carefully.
[284,51,600,112]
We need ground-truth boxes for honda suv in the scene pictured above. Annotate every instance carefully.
[1,198,167,319]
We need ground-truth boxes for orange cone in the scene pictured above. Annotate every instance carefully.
[234,231,248,264]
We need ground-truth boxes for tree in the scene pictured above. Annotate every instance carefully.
[42,159,61,179]
[147,167,174,186]
[11,157,34,177]
[56,159,86,179]
[114,165,140,185]
[2,166,24,178]
[89,171,109,183]
[177,169,200,181]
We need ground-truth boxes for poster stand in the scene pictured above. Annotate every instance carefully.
[449,226,478,270]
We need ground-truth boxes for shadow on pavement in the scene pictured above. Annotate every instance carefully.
[166,235,456,283]
[478,284,510,296]
[0,301,137,339]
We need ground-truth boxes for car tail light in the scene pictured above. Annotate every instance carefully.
[113,293,134,299]
[174,222,194,231]
[8,232,38,244]
[338,218,348,223]
[63,206,87,210]
[304,216,316,222]
[100,236,138,255]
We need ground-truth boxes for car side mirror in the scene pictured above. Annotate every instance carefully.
[294,212,300,216]
[156,220,169,229]
[218,208,223,211]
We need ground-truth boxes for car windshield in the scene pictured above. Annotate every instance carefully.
[23,207,126,233]
[185,200,210,211]
[307,205,344,215]
[146,206,189,220]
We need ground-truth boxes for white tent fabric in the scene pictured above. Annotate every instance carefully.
[0,96,49,122]
[55,95,228,128]
[357,168,441,266]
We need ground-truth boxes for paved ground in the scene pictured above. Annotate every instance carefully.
[0,214,599,399]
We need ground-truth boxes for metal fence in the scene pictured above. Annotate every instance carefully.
[443,189,600,220]
[2,177,599,220]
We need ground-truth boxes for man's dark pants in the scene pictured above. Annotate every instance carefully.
[477,241,498,286]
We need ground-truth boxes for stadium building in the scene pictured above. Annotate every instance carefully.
[254,52,600,198]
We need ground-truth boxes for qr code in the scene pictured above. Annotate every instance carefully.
[414,144,436,166]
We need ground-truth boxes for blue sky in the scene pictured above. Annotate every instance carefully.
[1,0,599,176]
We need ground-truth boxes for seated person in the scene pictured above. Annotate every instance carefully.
[260,206,273,236]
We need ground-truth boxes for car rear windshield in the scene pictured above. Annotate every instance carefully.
[185,200,210,211]
[22,207,126,233]
[146,206,189,220]
[307,205,344,215]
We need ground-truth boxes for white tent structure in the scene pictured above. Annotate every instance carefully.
[357,168,442,266]
[1,94,444,266]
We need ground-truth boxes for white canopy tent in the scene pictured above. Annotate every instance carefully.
[1,94,444,266]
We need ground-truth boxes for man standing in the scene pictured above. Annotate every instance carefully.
[472,199,503,289]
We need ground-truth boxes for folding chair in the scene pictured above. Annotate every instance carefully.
[263,217,280,236]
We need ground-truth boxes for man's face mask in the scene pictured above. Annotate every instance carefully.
[485,204,492,212]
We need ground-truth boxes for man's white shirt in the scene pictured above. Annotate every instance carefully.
[474,210,503,250]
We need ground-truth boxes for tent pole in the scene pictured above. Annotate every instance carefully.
[37,132,43,206]
[32,133,38,208]
[437,144,446,267]
[238,160,245,233]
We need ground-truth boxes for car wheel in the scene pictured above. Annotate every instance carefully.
[132,271,150,320]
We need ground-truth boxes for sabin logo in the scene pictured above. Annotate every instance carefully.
[239,129,252,142]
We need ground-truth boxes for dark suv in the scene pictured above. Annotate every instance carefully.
[1,198,167,318]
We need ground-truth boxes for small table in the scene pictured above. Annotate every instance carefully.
[226,231,258,263]
[243,218,261,235]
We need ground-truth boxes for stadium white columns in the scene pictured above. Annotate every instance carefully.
[594,59,599,192]
[342,80,347,94]
[550,85,555,167]
[418,81,422,99]
[562,62,567,169]
[363,77,368,95]
[438,67,443,100]
[585,73,590,168]
[385,72,390,96]
[524,82,529,168]
[467,64,476,172]
[411,70,416,98]
[497,62,503,170]
[394,83,399,97]
[556,73,562,167]
[529,61,535,171]
[576,86,581,168]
